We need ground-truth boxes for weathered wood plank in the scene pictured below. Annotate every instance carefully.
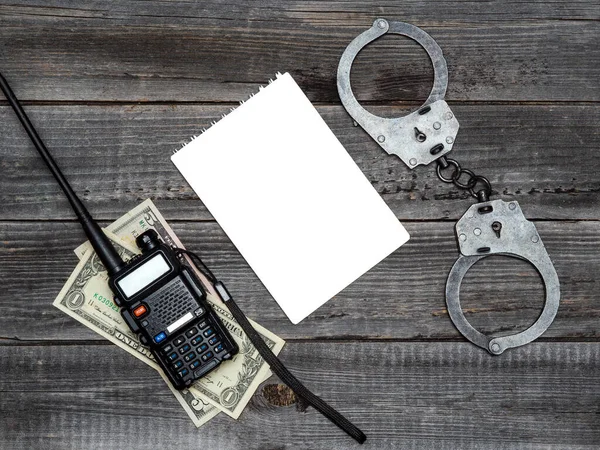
[0,1,597,102]
[1,104,598,221]
[2,0,598,23]
[0,220,597,342]
[0,342,598,449]
[1,2,597,448]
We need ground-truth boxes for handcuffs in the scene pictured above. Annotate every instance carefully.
[337,19,560,355]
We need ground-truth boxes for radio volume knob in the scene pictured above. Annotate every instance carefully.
[136,229,160,253]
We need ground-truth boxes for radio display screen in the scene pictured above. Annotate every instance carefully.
[117,253,170,297]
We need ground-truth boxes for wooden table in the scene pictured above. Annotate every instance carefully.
[1,1,599,448]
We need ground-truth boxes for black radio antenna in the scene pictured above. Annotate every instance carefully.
[0,73,124,275]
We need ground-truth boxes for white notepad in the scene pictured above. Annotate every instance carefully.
[172,73,409,324]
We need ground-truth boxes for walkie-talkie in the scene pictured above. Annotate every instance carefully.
[0,73,238,390]
[1,72,366,443]
[108,229,239,388]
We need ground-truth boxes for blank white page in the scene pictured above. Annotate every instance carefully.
[172,73,409,324]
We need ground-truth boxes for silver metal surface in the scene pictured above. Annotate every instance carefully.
[337,18,459,168]
[446,200,560,355]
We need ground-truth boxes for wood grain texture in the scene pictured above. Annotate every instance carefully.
[0,1,598,102]
[1,104,598,221]
[0,220,597,342]
[0,1,598,448]
[1,343,599,449]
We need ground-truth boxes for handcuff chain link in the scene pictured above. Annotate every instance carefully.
[435,155,493,202]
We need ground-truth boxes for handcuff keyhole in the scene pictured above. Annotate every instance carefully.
[414,127,427,142]
[491,221,502,238]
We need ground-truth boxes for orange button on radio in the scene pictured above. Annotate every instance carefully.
[133,304,148,317]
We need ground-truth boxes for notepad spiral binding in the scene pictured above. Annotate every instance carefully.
[172,72,285,155]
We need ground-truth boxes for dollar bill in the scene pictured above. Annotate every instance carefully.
[54,232,219,427]
[70,199,285,419]
[161,371,221,427]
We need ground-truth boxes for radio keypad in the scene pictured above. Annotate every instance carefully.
[159,317,228,382]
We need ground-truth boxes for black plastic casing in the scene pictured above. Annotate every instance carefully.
[108,232,238,389]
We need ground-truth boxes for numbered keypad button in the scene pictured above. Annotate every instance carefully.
[203,328,214,338]
[179,344,191,354]
[172,360,184,370]
[197,343,208,353]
